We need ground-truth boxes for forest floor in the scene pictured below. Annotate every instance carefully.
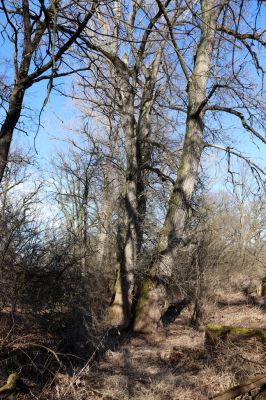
[0,293,265,399]
[54,293,266,400]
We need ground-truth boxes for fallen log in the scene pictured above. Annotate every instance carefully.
[211,374,266,400]
[205,323,266,345]
[0,373,31,399]
[0,373,18,399]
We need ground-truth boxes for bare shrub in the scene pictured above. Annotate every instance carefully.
[229,273,262,295]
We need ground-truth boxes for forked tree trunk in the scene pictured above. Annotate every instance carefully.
[133,0,224,333]
[108,42,166,328]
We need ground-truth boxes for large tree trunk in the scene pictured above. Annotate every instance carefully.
[133,0,224,333]
[133,116,204,332]
[108,42,165,327]
[108,79,139,327]
[0,86,25,183]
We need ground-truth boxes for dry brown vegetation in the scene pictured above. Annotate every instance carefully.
[0,290,264,400]
[0,165,265,399]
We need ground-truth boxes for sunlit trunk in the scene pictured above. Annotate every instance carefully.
[108,81,139,327]
[108,43,165,327]
[133,0,222,333]
[133,115,204,332]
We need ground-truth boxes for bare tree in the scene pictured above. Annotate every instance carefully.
[51,140,101,269]
[7,0,264,334]
[0,0,99,183]
[133,0,266,332]
[0,150,43,311]
[70,0,182,327]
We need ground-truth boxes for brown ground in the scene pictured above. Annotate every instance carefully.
[54,293,266,400]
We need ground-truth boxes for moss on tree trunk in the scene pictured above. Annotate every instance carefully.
[133,278,164,333]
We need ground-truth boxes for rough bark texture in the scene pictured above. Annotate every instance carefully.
[133,0,223,333]
[133,116,204,333]
[108,38,165,328]
[135,43,165,250]
[97,167,112,271]
[107,75,138,327]
[0,86,25,182]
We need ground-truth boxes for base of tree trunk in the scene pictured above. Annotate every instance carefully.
[107,268,133,329]
[107,295,132,329]
[107,292,132,329]
[132,278,167,333]
[205,323,266,346]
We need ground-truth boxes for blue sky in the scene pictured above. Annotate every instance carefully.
[12,78,78,165]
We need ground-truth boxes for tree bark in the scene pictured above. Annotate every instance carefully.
[133,0,224,333]
[97,166,112,271]
[133,115,204,332]
[108,42,166,328]
[0,86,25,182]
[108,77,138,327]
[135,41,165,250]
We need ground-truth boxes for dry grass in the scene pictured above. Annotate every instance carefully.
[0,292,265,399]
[63,292,264,400]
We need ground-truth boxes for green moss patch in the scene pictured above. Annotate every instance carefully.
[206,323,266,344]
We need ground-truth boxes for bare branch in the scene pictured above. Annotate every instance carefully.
[204,143,266,178]
[206,106,266,145]
[155,0,190,81]
[145,165,175,184]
